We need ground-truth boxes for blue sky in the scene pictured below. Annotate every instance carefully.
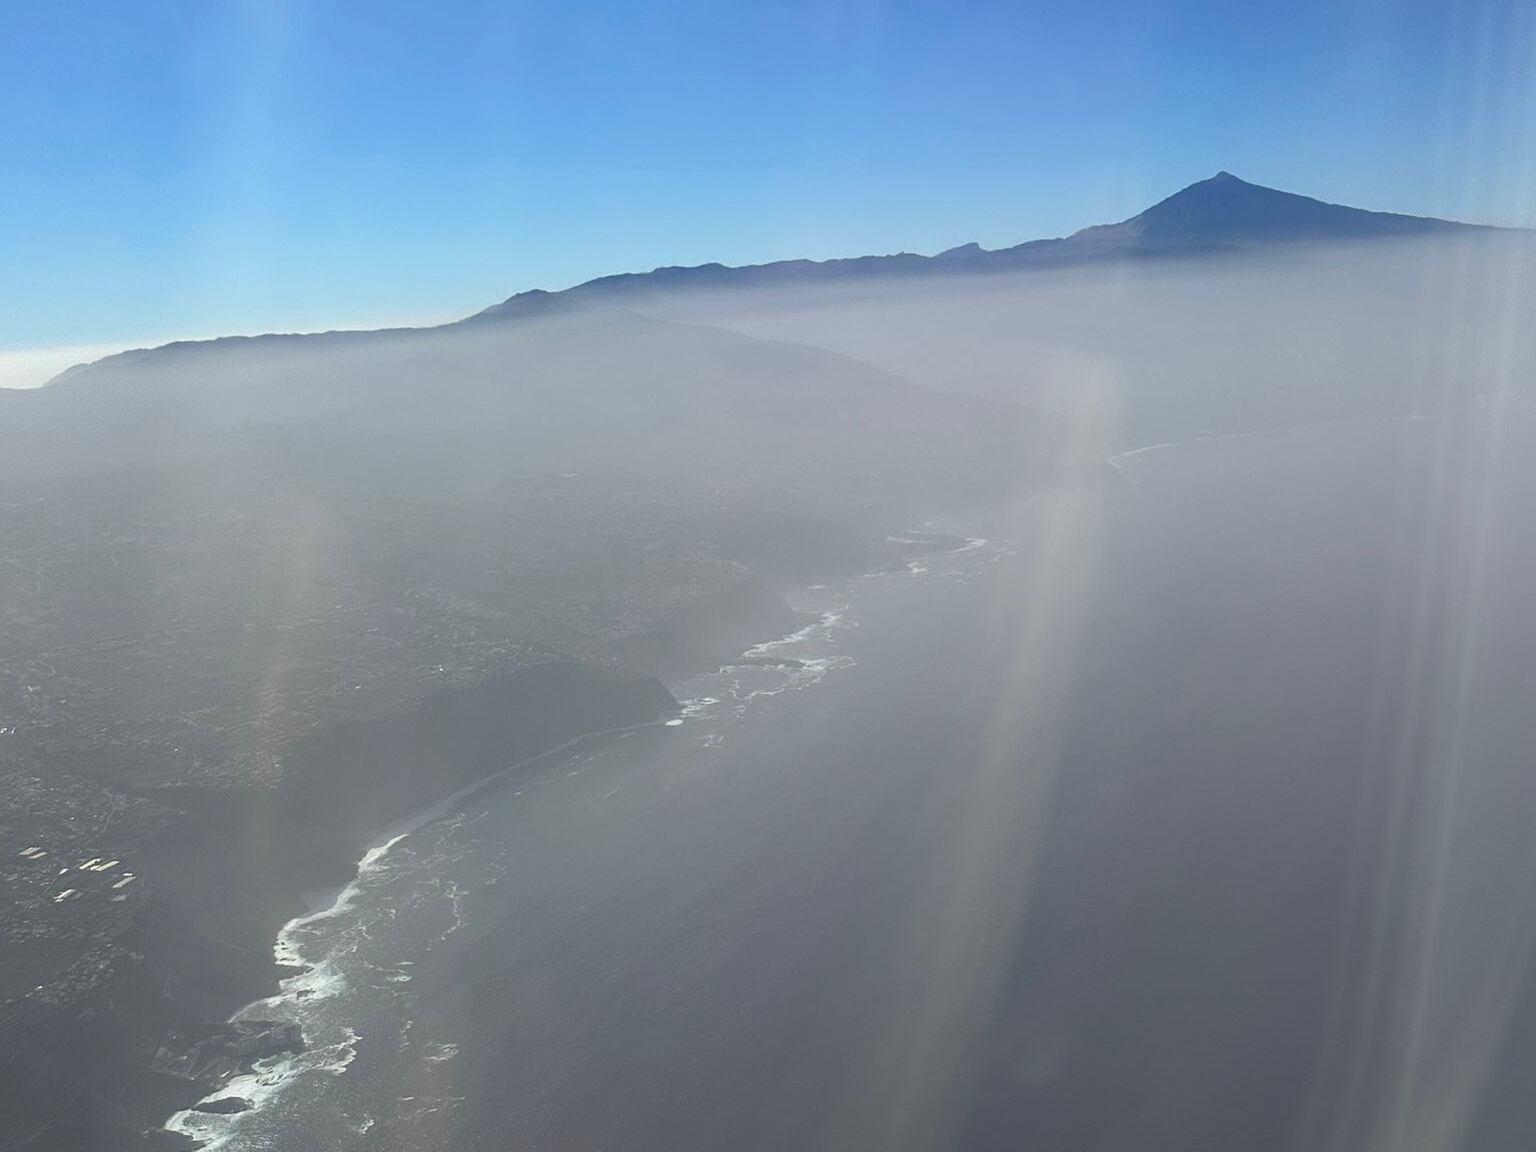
[3,0,1534,382]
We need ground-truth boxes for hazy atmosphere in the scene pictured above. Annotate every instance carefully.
[4,0,1535,385]
[4,4,1536,1152]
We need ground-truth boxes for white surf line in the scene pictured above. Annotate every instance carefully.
[361,715,672,858]
[272,713,676,957]
[1114,439,1186,461]
[1107,428,1280,477]
[1108,406,1459,474]
[739,609,844,659]
[166,712,676,1141]
[210,715,674,1018]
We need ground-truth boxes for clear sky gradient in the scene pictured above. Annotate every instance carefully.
[3,0,1534,383]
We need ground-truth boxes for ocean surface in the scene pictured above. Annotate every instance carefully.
[169,413,1536,1151]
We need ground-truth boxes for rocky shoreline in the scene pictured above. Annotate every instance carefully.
[0,530,957,1151]
[2,659,683,1151]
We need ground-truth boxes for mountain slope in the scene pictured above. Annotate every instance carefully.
[472,172,1502,317]
[38,172,1503,381]
[1067,170,1484,248]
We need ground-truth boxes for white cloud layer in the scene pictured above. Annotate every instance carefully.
[0,343,129,389]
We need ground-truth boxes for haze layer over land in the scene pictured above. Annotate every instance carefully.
[4,174,1536,1150]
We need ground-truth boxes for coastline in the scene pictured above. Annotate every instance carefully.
[2,527,980,1152]
[191,527,1009,1150]
[162,717,675,1148]
[29,662,681,1152]
[152,529,990,1148]
[127,581,817,1149]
